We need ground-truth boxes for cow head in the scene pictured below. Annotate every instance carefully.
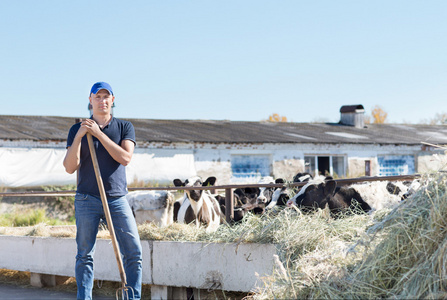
[272,188,288,205]
[264,178,290,208]
[256,177,276,205]
[257,187,274,205]
[173,176,216,202]
[234,187,260,205]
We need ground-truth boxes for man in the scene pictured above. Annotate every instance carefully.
[63,82,142,300]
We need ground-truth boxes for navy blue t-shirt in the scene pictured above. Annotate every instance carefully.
[66,117,136,198]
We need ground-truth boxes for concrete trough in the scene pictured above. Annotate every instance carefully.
[0,235,277,298]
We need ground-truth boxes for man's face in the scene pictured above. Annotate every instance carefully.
[89,89,114,115]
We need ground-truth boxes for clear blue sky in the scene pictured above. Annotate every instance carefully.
[1,1,446,124]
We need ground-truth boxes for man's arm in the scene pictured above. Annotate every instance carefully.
[82,119,135,166]
[63,126,87,174]
[96,133,135,166]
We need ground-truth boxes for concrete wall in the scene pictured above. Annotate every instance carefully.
[152,241,276,292]
[0,236,151,282]
[0,236,277,294]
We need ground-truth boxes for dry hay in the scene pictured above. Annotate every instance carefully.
[338,172,447,299]
[253,173,447,299]
[0,224,109,239]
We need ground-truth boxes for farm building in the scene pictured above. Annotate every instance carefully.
[0,104,446,187]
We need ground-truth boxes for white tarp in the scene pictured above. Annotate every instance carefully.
[0,148,76,187]
[126,150,197,184]
[0,147,197,187]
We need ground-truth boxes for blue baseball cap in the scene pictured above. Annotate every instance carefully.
[90,82,114,96]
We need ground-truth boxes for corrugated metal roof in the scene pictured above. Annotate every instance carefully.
[0,115,446,145]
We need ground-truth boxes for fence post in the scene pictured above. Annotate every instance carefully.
[225,188,234,223]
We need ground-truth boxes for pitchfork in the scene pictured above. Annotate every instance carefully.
[87,133,134,300]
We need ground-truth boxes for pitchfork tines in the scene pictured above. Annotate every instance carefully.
[116,284,134,300]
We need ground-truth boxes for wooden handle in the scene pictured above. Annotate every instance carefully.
[86,133,127,286]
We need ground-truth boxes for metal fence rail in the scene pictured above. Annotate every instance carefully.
[0,174,420,222]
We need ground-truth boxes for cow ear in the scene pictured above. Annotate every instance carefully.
[275,178,284,184]
[203,176,217,186]
[324,180,337,195]
[173,179,184,187]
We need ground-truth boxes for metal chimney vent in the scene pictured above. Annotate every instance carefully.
[339,105,365,128]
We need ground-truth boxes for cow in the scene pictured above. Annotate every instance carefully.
[286,176,371,218]
[221,177,291,221]
[256,177,291,208]
[350,180,417,210]
[216,187,264,224]
[126,190,175,226]
[265,178,290,209]
[401,179,421,200]
[331,185,372,216]
[217,177,275,222]
[287,176,424,217]
[234,187,259,205]
[173,176,223,232]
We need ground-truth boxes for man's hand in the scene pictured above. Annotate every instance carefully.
[80,119,102,138]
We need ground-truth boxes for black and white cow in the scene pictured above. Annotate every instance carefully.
[233,187,259,205]
[287,176,371,218]
[256,177,291,208]
[401,179,421,200]
[217,186,264,224]
[217,177,289,223]
[255,176,275,206]
[126,190,175,227]
[349,180,419,210]
[173,176,223,232]
[217,177,275,221]
[386,179,421,201]
[287,176,423,218]
[264,178,290,209]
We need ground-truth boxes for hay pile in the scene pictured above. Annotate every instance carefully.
[254,173,447,299]
[336,173,447,299]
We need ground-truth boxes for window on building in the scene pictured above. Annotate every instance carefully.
[304,155,346,178]
[378,155,415,176]
[231,155,271,181]
[332,156,345,177]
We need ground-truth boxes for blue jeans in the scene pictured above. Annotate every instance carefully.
[75,193,142,300]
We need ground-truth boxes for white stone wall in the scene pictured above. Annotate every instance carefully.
[417,150,447,173]
[0,140,435,187]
